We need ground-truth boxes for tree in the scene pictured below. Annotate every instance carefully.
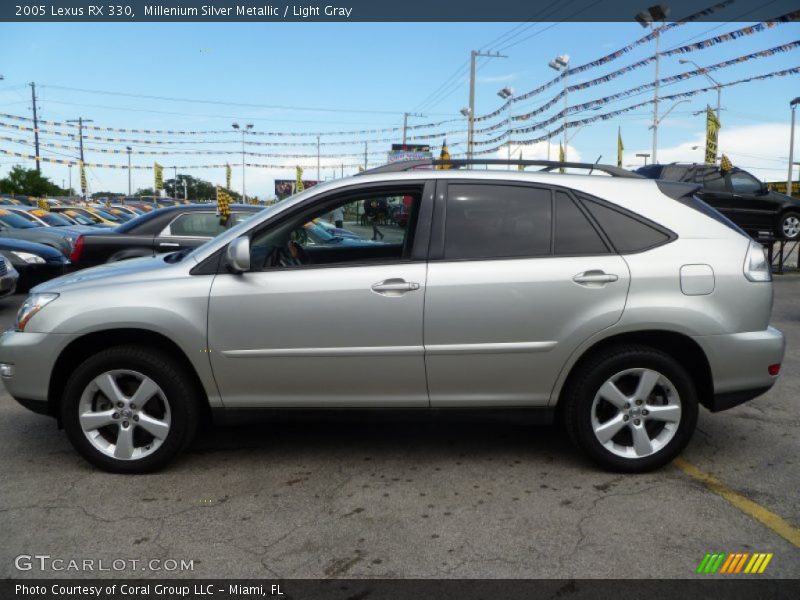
[164,174,239,202]
[0,166,68,197]
[91,191,121,199]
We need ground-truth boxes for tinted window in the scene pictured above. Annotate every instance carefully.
[730,171,762,195]
[445,184,551,259]
[703,170,726,192]
[168,212,227,237]
[581,197,670,253]
[555,192,608,255]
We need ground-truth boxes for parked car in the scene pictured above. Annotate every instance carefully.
[0,256,19,299]
[1,205,97,236]
[0,159,784,473]
[68,204,261,269]
[0,237,70,291]
[50,207,115,228]
[636,163,800,240]
[0,209,74,256]
[51,206,122,226]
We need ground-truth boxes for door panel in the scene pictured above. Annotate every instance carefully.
[208,263,428,407]
[424,256,630,406]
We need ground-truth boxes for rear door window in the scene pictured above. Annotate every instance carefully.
[554,192,609,255]
[166,212,227,237]
[444,184,552,259]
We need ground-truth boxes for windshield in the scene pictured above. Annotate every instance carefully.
[91,208,122,222]
[62,211,96,226]
[31,209,74,227]
[0,210,38,229]
[9,210,45,227]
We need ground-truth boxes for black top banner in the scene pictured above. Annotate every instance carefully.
[3,0,798,22]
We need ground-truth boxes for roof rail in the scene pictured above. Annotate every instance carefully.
[359,159,642,179]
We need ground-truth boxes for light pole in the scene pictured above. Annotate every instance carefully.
[636,4,670,164]
[466,49,507,159]
[232,122,253,201]
[680,58,721,120]
[126,146,132,196]
[548,54,570,161]
[636,153,651,165]
[460,107,471,157]
[497,87,514,167]
[788,97,800,197]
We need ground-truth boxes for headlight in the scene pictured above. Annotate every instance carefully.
[11,251,46,264]
[15,293,59,332]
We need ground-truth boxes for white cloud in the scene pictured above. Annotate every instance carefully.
[625,122,792,181]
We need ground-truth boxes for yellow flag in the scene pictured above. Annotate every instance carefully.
[79,160,87,194]
[295,166,304,193]
[617,127,624,168]
[216,186,231,224]
[720,154,733,172]
[558,143,565,174]
[437,138,452,170]
[37,197,49,211]
[225,163,231,190]
[705,106,720,165]
[154,162,164,192]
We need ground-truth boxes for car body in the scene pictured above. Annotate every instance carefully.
[0,161,784,473]
[0,237,69,291]
[0,256,19,298]
[637,163,800,240]
[0,208,75,256]
[68,204,262,269]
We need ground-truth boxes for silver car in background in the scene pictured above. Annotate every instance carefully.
[0,160,785,472]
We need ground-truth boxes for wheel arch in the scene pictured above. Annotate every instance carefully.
[48,328,211,426]
[554,330,713,411]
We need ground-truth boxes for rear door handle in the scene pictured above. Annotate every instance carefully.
[573,271,619,285]
[159,242,180,247]
[371,278,420,296]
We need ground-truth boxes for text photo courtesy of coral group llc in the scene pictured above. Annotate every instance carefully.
[0,0,799,598]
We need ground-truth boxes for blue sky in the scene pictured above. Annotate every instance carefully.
[0,17,797,196]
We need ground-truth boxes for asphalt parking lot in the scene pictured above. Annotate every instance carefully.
[0,277,798,580]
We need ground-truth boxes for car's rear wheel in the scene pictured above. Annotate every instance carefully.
[563,346,698,472]
[780,211,800,240]
[61,346,198,473]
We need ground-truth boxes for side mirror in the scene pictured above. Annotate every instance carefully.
[225,236,250,273]
[760,182,770,196]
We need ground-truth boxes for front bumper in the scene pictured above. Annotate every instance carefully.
[0,267,19,298]
[0,329,77,416]
[693,326,785,412]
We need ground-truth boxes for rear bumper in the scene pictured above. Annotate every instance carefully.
[693,326,785,411]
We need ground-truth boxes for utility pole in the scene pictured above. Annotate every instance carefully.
[364,142,368,171]
[67,117,93,201]
[183,178,188,201]
[788,98,799,197]
[467,50,508,159]
[317,135,321,181]
[173,166,178,199]
[636,5,670,164]
[401,112,425,144]
[232,122,253,202]
[30,82,41,172]
[126,146,132,195]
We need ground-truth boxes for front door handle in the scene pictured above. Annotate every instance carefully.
[159,242,180,247]
[371,278,421,296]
[573,270,619,286]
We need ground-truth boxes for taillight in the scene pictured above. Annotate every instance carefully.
[69,235,84,263]
[768,364,781,376]
[743,240,771,282]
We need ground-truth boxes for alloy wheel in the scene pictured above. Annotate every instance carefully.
[782,215,800,239]
[590,368,682,459]
[78,369,171,461]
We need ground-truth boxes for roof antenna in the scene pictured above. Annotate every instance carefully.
[589,155,602,175]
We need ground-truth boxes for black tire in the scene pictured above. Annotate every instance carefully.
[61,345,199,473]
[562,345,698,473]
[779,211,800,240]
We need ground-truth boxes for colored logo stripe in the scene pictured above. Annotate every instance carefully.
[697,552,773,574]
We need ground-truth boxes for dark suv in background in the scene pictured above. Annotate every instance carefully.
[637,164,800,240]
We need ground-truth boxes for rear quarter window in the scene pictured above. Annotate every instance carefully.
[579,196,673,254]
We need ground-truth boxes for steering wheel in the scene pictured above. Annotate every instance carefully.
[270,240,309,267]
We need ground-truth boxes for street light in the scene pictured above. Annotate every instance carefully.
[788,98,800,197]
[232,122,253,201]
[497,87,515,166]
[636,153,651,165]
[680,59,721,120]
[636,4,671,164]
[548,54,570,162]
[126,146,132,196]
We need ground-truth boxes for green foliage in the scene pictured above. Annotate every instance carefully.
[0,166,68,197]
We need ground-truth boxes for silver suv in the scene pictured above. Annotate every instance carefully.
[0,160,785,473]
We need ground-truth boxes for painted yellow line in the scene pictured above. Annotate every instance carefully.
[759,553,774,573]
[673,458,800,548]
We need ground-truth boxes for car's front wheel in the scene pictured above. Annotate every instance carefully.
[779,211,800,240]
[563,346,698,472]
[61,346,198,473]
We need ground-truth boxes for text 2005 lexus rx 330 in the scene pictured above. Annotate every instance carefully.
[0,160,785,473]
